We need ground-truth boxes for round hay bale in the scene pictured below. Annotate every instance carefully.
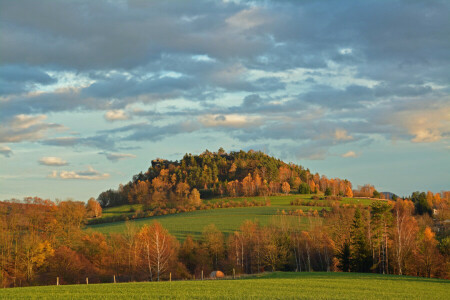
[209,270,225,279]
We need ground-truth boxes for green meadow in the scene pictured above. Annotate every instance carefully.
[1,272,447,299]
[88,195,378,240]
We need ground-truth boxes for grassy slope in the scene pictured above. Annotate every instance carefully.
[88,195,377,240]
[1,272,447,299]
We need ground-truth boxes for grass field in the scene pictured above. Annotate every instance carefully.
[1,272,447,299]
[88,195,378,240]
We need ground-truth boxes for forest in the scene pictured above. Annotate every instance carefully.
[0,150,448,288]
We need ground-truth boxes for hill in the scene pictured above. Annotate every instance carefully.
[96,149,354,209]
[0,272,447,299]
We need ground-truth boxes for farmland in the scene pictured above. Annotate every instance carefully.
[1,272,447,299]
[88,195,377,240]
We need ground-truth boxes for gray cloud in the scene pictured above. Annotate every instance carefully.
[41,134,116,151]
[0,0,449,159]
[0,114,64,143]
[101,152,137,162]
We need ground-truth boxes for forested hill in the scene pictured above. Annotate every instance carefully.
[97,149,353,208]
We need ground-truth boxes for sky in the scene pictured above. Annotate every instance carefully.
[0,0,449,201]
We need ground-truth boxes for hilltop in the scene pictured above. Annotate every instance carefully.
[97,149,354,209]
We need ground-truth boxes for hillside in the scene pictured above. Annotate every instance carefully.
[1,272,447,300]
[88,194,376,240]
[97,149,354,209]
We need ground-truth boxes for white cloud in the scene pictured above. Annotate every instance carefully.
[199,114,261,128]
[0,145,12,157]
[104,110,129,121]
[39,156,68,166]
[341,150,358,158]
[48,166,109,180]
[104,152,136,162]
[334,129,353,141]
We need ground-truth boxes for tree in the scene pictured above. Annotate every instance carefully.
[86,198,102,218]
[138,222,177,281]
[337,241,351,272]
[281,182,290,195]
[298,183,310,194]
[417,227,440,278]
[412,192,432,215]
[345,185,353,198]
[202,224,224,270]
[372,190,380,198]
[189,188,201,206]
[349,208,372,272]
[392,199,418,275]
[370,202,392,274]
[325,187,332,196]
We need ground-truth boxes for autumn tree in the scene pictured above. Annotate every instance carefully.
[392,199,418,275]
[281,182,291,195]
[188,188,201,206]
[138,222,178,281]
[417,227,441,278]
[202,224,224,270]
[86,198,102,218]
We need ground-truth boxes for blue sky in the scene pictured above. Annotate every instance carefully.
[0,0,449,201]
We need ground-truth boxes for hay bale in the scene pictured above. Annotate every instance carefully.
[209,270,225,279]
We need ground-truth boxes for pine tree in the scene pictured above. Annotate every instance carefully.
[350,208,372,272]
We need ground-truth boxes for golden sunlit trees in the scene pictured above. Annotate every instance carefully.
[345,185,353,198]
[281,182,291,195]
[86,198,102,218]
[392,199,418,275]
[138,222,178,281]
[417,227,441,278]
[202,224,224,270]
[188,188,201,206]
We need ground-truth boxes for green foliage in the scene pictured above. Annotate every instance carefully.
[0,272,447,299]
[350,209,372,272]
[337,241,351,272]
[412,191,432,215]
[325,187,332,196]
[373,190,380,198]
[298,183,311,194]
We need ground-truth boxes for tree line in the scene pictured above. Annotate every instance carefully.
[0,194,448,288]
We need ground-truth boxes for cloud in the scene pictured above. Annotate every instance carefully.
[0,145,12,157]
[334,129,353,141]
[0,114,64,143]
[395,107,450,143]
[341,151,358,158]
[103,152,136,162]
[0,0,449,164]
[39,156,68,166]
[42,134,116,151]
[0,65,57,95]
[104,109,129,121]
[199,114,262,129]
[48,166,109,180]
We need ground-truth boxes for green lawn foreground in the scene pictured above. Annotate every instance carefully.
[0,272,447,299]
[88,195,376,240]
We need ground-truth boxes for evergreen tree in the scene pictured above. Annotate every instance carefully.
[350,208,372,272]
